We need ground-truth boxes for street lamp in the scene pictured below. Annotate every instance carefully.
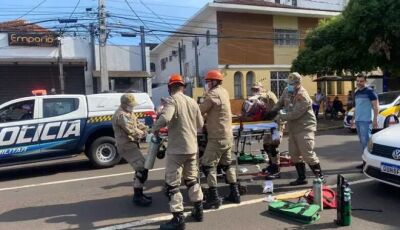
[120,32,136,37]
[58,18,78,24]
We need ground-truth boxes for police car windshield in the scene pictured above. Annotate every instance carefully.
[378,91,400,105]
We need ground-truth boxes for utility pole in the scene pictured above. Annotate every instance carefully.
[89,23,96,73]
[58,36,65,94]
[98,0,109,92]
[194,36,199,86]
[140,26,148,93]
[178,41,182,75]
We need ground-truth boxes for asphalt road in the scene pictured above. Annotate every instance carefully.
[0,129,399,230]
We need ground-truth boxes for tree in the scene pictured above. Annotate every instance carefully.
[292,0,400,76]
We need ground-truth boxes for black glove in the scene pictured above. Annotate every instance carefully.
[263,110,279,120]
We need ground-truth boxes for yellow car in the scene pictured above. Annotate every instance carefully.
[344,91,400,132]
[378,104,400,128]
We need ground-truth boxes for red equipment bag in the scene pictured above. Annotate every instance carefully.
[306,185,337,209]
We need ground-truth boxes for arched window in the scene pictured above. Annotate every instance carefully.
[234,71,243,99]
[246,71,255,97]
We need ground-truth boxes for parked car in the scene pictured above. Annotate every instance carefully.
[0,93,156,168]
[344,91,400,132]
[363,124,400,188]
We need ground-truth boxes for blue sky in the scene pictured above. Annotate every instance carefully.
[0,0,211,45]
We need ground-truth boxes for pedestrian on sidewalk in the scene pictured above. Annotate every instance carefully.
[312,88,325,119]
[347,90,354,111]
[152,74,204,230]
[352,74,379,169]
[264,72,325,186]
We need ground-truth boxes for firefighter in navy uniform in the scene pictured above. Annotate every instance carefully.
[264,73,325,186]
[200,70,240,209]
[112,93,152,206]
[152,74,204,230]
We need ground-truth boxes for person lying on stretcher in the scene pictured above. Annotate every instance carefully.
[241,82,279,122]
[242,83,285,180]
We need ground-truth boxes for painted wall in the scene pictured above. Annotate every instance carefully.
[217,12,274,65]
[264,0,346,11]
[212,68,317,100]
[297,0,346,11]
[151,11,218,98]
[273,15,300,65]
[94,45,148,71]
[0,34,93,94]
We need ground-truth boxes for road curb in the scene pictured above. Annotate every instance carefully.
[283,125,343,135]
[317,125,344,132]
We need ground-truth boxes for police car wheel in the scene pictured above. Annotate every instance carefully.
[88,136,121,168]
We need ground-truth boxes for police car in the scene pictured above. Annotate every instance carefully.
[0,93,156,168]
[363,124,400,188]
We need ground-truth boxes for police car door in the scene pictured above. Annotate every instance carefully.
[36,96,86,158]
[0,98,40,165]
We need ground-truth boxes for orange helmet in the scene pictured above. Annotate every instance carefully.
[168,74,185,86]
[205,70,223,81]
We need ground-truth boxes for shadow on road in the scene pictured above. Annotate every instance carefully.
[260,211,341,230]
[258,180,400,229]
[350,181,400,227]
[0,179,169,229]
[0,159,96,182]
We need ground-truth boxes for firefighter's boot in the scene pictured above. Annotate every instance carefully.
[191,201,204,222]
[264,163,281,180]
[203,187,222,209]
[224,183,241,204]
[289,163,308,186]
[132,188,152,207]
[160,212,185,230]
[309,163,326,184]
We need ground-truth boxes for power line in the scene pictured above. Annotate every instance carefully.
[108,0,201,9]
[138,0,175,30]
[123,0,177,48]
[106,6,216,26]
[69,0,82,19]
[15,0,48,20]
[60,0,82,36]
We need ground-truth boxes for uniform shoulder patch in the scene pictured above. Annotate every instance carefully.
[207,88,220,98]
[295,88,312,102]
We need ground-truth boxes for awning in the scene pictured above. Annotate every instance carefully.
[92,70,151,78]
[313,75,384,82]
[0,57,87,65]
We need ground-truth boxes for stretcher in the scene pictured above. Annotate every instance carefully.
[197,120,278,163]
[232,121,278,165]
[196,120,279,195]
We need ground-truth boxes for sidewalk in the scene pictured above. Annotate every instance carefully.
[316,118,343,131]
[282,118,343,135]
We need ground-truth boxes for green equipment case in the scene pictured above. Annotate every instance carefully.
[238,153,266,164]
[268,201,320,224]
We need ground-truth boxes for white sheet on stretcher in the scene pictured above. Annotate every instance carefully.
[232,121,278,132]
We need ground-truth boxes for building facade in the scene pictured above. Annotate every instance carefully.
[93,45,151,95]
[0,31,92,104]
[151,0,341,111]
[0,20,151,104]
